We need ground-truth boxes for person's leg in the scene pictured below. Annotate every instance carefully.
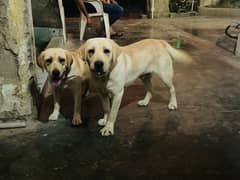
[102,3,124,25]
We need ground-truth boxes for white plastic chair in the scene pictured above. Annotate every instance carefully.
[58,0,66,42]
[80,0,110,40]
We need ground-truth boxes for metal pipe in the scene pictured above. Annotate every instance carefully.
[191,0,195,11]
[151,0,155,19]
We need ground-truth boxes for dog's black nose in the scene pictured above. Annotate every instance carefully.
[52,69,60,77]
[94,61,104,69]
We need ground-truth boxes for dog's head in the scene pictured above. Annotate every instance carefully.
[81,38,121,78]
[37,48,73,87]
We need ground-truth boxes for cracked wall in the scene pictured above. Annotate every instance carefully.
[0,0,35,120]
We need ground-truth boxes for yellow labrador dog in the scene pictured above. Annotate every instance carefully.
[82,38,191,136]
[37,48,90,125]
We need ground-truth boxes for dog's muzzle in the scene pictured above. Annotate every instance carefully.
[51,69,63,87]
[92,60,105,77]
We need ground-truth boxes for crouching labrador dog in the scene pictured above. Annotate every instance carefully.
[37,48,90,125]
[82,38,192,136]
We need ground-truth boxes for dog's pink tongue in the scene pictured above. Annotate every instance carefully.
[51,80,62,87]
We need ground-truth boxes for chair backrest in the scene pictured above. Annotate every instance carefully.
[84,0,104,13]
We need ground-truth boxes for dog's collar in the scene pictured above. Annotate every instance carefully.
[60,66,73,83]
[64,66,71,76]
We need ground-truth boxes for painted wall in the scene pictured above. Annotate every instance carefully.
[153,0,169,17]
[0,0,35,121]
[200,0,220,6]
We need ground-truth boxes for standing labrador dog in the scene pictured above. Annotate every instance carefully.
[37,48,90,125]
[82,38,191,136]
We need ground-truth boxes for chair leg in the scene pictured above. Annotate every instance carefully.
[80,15,87,41]
[103,13,110,39]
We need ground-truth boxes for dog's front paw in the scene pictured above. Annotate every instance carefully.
[98,118,107,126]
[72,115,82,126]
[48,111,59,121]
[100,123,114,136]
[168,102,177,110]
[137,99,149,107]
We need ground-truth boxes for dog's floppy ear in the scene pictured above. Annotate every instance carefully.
[78,43,87,62]
[37,51,46,71]
[65,51,74,70]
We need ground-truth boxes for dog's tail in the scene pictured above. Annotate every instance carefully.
[165,43,192,64]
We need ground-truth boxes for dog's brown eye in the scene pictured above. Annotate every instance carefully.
[59,58,65,63]
[46,58,52,65]
[88,49,95,55]
[104,49,110,54]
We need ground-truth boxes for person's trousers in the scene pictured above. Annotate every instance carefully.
[102,3,124,25]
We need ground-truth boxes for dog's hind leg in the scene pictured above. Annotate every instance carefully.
[163,77,177,110]
[155,63,177,110]
[138,74,153,107]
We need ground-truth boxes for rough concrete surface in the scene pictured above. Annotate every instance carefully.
[0,0,35,120]
[1,16,240,179]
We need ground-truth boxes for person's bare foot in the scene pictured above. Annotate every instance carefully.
[110,27,123,37]
[96,26,123,37]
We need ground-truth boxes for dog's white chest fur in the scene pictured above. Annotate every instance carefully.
[106,55,127,94]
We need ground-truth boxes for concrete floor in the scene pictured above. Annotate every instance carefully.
[1,16,240,180]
